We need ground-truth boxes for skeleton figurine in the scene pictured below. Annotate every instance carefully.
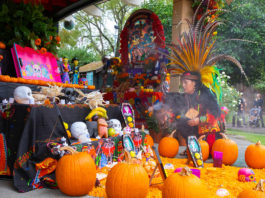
[14,86,35,104]
[107,119,122,136]
[70,122,91,143]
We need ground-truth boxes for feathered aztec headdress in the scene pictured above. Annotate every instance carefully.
[166,5,247,103]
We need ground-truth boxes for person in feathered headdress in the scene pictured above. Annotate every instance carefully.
[155,4,247,151]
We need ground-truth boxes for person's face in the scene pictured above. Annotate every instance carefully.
[182,79,196,94]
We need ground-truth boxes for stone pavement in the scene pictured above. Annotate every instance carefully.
[0,134,253,197]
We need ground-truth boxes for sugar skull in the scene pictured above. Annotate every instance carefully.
[14,86,34,104]
[108,119,122,136]
[238,168,256,182]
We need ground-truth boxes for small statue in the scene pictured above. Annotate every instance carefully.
[71,57,79,84]
[60,57,71,83]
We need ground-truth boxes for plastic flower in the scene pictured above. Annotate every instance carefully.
[40,47,47,54]
[35,38,41,46]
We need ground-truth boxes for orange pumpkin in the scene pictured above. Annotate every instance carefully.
[158,131,179,158]
[0,42,6,49]
[145,134,154,147]
[163,167,209,198]
[245,141,265,169]
[55,147,96,196]
[198,135,209,161]
[106,162,149,198]
[237,180,265,198]
[211,133,238,165]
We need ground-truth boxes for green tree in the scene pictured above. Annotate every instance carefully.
[72,0,133,57]
[57,47,100,66]
[216,0,265,86]
[140,0,173,43]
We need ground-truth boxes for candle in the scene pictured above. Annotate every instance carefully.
[213,151,223,168]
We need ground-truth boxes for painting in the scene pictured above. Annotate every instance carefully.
[11,44,62,82]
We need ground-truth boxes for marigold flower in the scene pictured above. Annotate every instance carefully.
[55,36,61,42]
[49,36,53,41]
[40,47,47,54]
[35,38,41,46]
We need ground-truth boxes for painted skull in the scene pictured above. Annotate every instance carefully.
[108,119,122,135]
[238,168,256,182]
[14,86,34,104]
[70,122,91,143]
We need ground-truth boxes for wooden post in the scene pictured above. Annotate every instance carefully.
[170,0,194,92]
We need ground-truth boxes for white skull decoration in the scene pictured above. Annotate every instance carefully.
[108,119,122,136]
[70,122,91,143]
[14,86,35,104]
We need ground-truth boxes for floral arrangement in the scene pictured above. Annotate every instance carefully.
[192,0,224,21]
[0,2,60,54]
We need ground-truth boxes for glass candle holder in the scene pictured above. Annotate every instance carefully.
[213,151,223,168]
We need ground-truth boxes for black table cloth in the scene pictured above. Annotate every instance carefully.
[0,103,125,192]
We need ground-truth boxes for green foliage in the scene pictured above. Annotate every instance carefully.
[57,47,100,66]
[227,129,265,145]
[140,0,173,43]
[218,71,242,120]
[0,2,59,54]
[216,0,265,85]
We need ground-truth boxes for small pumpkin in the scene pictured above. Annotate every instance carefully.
[55,146,96,196]
[245,141,265,169]
[211,133,238,165]
[237,180,265,198]
[105,153,149,198]
[162,167,209,198]
[198,135,209,161]
[0,42,6,49]
[158,130,179,158]
[145,134,154,147]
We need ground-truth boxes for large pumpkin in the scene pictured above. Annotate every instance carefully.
[237,180,265,198]
[56,146,96,196]
[198,135,209,161]
[211,133,238,165]
[106,162,149,198]
[162,167,209,198]
[158,131,179,158]
[245,141,265,169]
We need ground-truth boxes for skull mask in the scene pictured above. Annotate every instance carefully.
[70,122,91,143]
[14,86,34,104]
[61,88,79,103]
